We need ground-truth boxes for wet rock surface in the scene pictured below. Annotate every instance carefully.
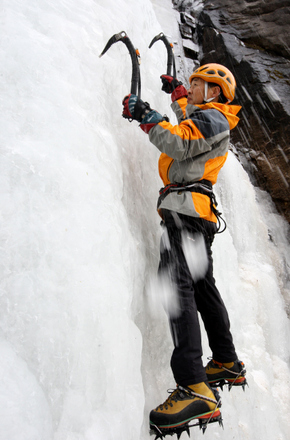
[173,0,290,223]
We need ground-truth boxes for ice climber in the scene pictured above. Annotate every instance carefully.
[122,63,247,435]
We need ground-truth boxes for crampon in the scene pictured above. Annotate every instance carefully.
[212,376,248,392]
[207,360,248,391]
[149,410,223,439]
[150,387,223,440]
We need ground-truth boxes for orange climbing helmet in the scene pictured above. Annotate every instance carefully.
[189,63,236,103]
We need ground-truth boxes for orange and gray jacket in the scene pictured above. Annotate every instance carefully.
[147,97,241,223]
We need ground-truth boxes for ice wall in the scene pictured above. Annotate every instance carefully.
[0,1,289,440]
[0,1,163,438]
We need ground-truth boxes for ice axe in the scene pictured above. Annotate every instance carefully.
[149,32,176,78]
[99,31,141,98]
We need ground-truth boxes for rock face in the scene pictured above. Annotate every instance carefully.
[173,0,290,223]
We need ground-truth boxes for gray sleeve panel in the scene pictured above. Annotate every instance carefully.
[149,123,229,161]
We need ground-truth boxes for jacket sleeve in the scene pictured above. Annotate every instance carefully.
[148,102,230,161]
[170,97,190,123]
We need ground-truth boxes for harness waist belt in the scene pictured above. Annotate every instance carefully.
[157,179,213,209]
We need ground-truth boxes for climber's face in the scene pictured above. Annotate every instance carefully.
[187,77,206,105]
[188,77,220,105]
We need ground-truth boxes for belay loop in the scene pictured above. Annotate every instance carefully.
[157,180,227,234]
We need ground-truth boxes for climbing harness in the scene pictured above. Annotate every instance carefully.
[157,180,227,233]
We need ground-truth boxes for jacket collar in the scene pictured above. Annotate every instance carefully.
[195,102,242,130]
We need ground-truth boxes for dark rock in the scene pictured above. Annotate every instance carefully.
[178,11,196,39]
[202,0,290,59]
[182,39,199,58]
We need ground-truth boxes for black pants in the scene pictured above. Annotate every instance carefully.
[158,210,237,386]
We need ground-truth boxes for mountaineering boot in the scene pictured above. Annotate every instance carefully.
[149,381,222,437]
[206,359,247,389]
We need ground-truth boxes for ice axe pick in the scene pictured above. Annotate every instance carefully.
[99,31,141,98]
[149,32,177,78]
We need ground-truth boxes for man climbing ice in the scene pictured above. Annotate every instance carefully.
[122,63,247,437]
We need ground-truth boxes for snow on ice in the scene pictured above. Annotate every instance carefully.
[0,0,290,439]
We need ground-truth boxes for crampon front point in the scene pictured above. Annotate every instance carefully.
[211,376,249,392]
[149,410,223,439]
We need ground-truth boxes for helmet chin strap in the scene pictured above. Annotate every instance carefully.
[203,81,216,103]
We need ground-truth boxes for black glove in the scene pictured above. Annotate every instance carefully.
[160,75,183,94]
[122,94,152,122]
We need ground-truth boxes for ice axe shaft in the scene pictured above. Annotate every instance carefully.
[99,31,141,98]
[149,32,176,78]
